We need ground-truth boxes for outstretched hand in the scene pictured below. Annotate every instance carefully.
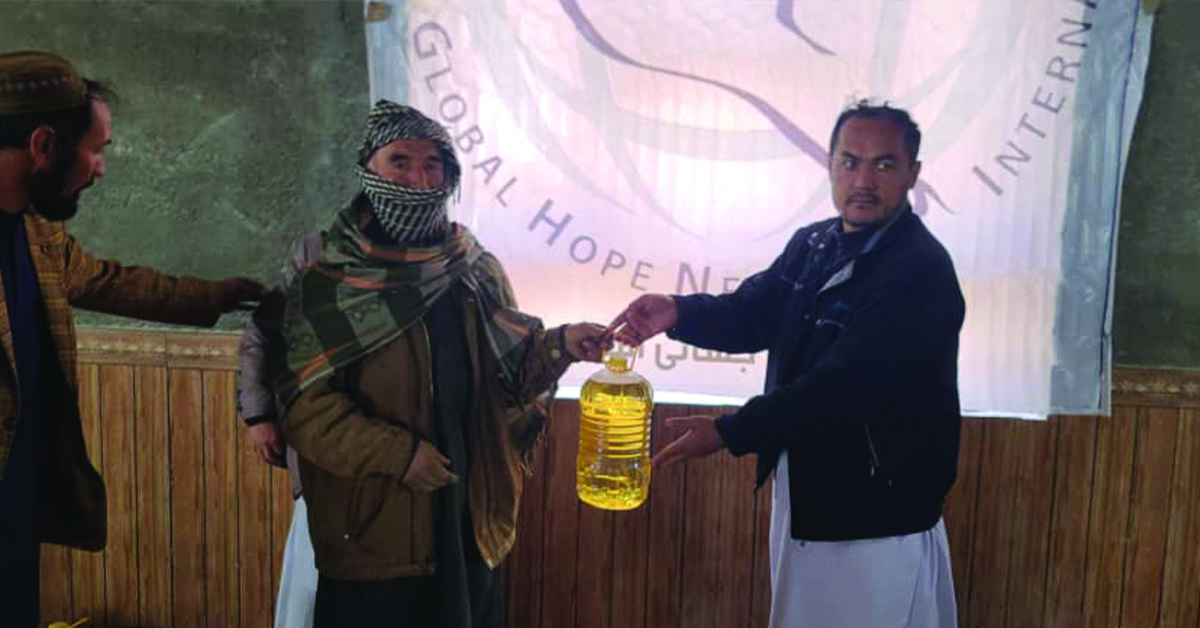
[652,415,725,467]
[606,294,678,347]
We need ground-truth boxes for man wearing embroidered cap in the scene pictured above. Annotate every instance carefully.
[238,100,606,627]
[0,51,267,625]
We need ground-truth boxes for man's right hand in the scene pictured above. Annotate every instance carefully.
[402,441,458,492]
[607,294,678,347]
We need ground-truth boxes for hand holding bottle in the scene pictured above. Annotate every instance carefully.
[606,294,677,347]
[563,322,610,362]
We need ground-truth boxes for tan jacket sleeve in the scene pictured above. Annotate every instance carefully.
[62,231,226,327]
[520,325,575,401]
[484,253,576,401]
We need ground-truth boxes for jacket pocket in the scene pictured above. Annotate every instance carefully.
[349,474,436,566]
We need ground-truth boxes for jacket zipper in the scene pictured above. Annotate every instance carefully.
[419,321,435,415]
[863,424,893,487]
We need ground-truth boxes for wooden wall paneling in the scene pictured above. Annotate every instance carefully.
[71,363,106,625]
[574,494,615,628]
[644,406,687,628]
[541,399,582,628]
[964,417,1012,628]
[604,398,668,628]
[1119,407,1179,626]
[966,418,1018,628]
[507,442,548,628]
[749,476,773,628]
[1081,405,1138,628]
[1041,415,1099,628]
[1158,408,1200,628]
[680,405,755,628]
[944,415,985,627]
[100,365,138,626]
[678,405,722,628]
[608,488,650,628]
[134,366,173,627]
[50,331,1200,628]
[239,422,275,628]
[681,405,716,628]
[169,369,207,628]
[609,398,672,628]
[1001,418,1059,628]
[723,441,759,628]
[202,370,240,628]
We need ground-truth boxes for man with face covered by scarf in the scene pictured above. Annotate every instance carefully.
[0,51,268,626]
[241,100,606,628]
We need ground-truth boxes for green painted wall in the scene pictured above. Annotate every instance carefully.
[1113,1,1200,368]
[0,0,369,329]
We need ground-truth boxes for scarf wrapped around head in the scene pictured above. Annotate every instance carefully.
[357,100,462,244]
[275,204,542,411]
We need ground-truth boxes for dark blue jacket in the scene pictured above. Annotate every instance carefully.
[670,207,965,541]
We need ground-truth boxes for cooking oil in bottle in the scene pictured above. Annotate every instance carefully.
[576,349,654,510]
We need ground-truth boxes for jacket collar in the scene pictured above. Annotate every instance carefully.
[817,203,912,294]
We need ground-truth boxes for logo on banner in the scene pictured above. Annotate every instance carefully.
[403,0,1104,393]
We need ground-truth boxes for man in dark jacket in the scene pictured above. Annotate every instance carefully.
[611,102,965,627]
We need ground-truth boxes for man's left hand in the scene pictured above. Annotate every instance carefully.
[653,415,726,467]
[246,421,287,468]
[220,277,269,312]
[563,323,610,362]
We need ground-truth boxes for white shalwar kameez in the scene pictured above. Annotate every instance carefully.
[768,452,958,628]
[274,496,319,628]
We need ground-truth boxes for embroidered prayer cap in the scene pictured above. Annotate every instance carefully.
[0,51,87,115]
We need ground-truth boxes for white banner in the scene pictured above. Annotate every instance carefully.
[367,0,1151,418]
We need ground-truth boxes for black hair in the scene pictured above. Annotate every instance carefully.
[829,99,921,164]
[0,78,116,152]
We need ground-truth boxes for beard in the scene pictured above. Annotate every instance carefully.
[28,154,84,222]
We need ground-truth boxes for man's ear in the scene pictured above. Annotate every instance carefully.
[908,160,922,188]
[28,126,58,170]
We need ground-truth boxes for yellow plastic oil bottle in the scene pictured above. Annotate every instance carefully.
[576,347,654,510]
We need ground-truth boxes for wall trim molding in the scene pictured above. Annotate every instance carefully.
[1112,367,1200,408]
[77,327,242,371]
[76,329,1200,408]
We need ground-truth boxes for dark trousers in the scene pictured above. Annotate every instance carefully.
[0,419,42,628]
[315,574,439,628]
[313,567,503,628]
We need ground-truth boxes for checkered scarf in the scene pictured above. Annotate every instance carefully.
[275,203,543,410]
[356,100,461,244]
